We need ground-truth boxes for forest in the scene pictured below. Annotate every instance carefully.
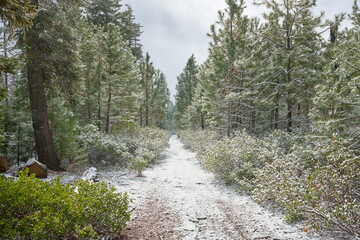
[0,0,359,239]
[175,0,360,238]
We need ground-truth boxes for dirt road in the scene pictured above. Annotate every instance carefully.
[99,136,339,240]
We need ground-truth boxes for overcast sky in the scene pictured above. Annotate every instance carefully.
[123,0,355,102]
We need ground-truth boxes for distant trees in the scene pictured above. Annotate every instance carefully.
[174,54,198,129]
[139,53,170,128]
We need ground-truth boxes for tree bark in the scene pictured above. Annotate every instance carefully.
[3,30,9,158]
[97,75,102,131]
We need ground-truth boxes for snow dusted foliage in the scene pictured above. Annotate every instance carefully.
[180,130,360,237]
[179,130,220,154]
[78,124,170,169]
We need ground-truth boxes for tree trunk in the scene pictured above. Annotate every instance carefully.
[286,10,292,133]
[105,83,112,133]
[27,65,62,170]
[145,72,149,127]
[274,94,279,130]
[97,75,102,131]
[86,74,92,120]
[286,96,292,133]
[3,30,9,158]
[200,112,205,130]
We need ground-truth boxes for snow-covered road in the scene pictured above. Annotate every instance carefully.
[99,135,342,240]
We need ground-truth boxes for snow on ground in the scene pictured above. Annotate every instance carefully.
[99,135,350,240]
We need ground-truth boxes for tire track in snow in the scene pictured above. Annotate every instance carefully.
[100,135,344,240]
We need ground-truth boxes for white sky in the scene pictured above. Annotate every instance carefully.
[123,0,355,102]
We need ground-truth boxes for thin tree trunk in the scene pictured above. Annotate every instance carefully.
[286,96,292,132]
[3,30,9,158]
[286,7,292,133]
[145,68,149,127]
[297,104,301,130]
[17,117,20,167]
[105,84,112,133]
[97,75,101,131]
[200,112,205,130]
[275,102,279,130]
[87,75,92,120]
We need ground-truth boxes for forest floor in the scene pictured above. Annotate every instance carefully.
[97,135,348,240]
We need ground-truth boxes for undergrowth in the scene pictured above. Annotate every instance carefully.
[0,169,131,239]
[179,130,360,237]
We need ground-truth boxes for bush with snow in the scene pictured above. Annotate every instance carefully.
[77,124,170,168]
[128,157,148,176]
[0,169,131,239]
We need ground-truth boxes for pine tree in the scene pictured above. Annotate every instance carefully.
[150,71,170,128]
[24,0,82,170]
[139,53,155,127]
[174,54,198,129]
[77,22,103,124]
[87,0,123,29]
[196,0,252,136]
[0,0,36,153]
[87,0,142,59]
[254,0,324,132]
[120,5,143,60]
[102,23,140,132]
[311,1,360,137]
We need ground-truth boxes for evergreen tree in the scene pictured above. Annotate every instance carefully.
[87,0,123,29]
[139,53,155,127]
[24,0,82,170]
[102,23,140,132]
[120,5,143,60]
[311,1,360,137]
[87,0,143,59]
[254,0,324,132]
[150,71,170,128]
[174,54,198,129]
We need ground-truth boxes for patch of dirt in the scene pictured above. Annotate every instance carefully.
[121,189,184,240]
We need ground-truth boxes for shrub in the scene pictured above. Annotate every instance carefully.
[302,136,360,236]
[253,135,360,236]
[200,130,275,188]
[178,129,219,154]
[252,153,308,222]
[0,169,131,239]
[128,157,148,176]
[77,124,170,167]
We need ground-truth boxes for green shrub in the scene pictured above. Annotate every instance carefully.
[252,153,307,222]
[128,157,148,176]
[200,130,273,188]
[253,135,360,236]
[0,169,131,239]
[303,136,360,236]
